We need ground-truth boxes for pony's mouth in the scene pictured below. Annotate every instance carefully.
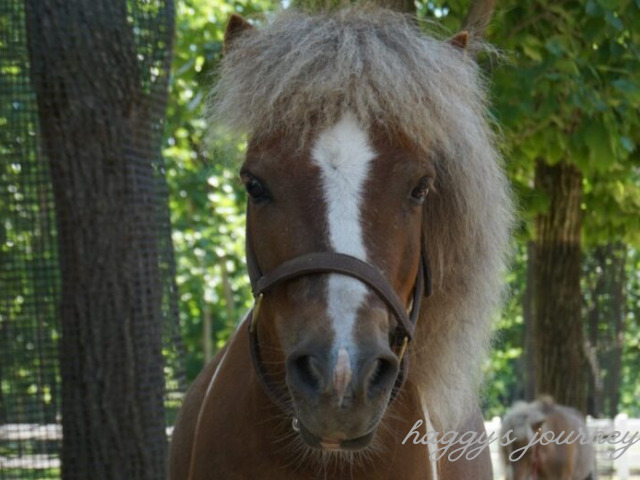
[296,419,376,451]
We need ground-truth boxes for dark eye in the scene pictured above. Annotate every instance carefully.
[243,175,270,202]
[410,177,431,203]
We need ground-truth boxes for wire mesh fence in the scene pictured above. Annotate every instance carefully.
[0,1,185,478]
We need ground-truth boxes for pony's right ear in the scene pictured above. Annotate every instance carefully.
[223,14,253,54]
[448,31,469,50]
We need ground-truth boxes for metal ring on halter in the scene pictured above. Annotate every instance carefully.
[291,418,300,432]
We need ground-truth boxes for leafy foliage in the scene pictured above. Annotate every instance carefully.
[164,0,275,380]
[416,0,640,416]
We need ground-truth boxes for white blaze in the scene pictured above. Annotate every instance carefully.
[311,113,376,360]
[333,347,352,406]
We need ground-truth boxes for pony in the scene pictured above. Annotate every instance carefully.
[500,397,595,480]
[170,6,513,479]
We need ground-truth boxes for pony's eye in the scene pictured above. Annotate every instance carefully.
[410,177,431,203]
[243,175,270,202]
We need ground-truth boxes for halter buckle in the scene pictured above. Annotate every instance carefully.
[250,293,264,334]
[397,336,409,363]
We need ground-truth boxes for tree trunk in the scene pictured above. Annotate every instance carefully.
[533,159,586,412]
[0,319,6,424]
[203,302,213,365]
[608,244,626,417]
[523,242,536,401]
[220,255,236,326]
[25,1,174,478]
[586,248,604,417]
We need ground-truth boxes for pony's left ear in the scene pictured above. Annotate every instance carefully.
[223,13,253,54]
[448,31,469,50]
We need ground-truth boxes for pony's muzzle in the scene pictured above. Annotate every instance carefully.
[285,344,400,448]
[287,346,398,404]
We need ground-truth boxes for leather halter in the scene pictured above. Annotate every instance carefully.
[245,205,432,411]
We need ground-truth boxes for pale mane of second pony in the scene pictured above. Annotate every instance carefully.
[501,400,548,444]
[211,6,514,430]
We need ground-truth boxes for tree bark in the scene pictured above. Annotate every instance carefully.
[0,319,6,424]
[533,159,587,413]
[203,302,213,365]
[220,256,236,326]
[523,242,536,401]
[608,244,626,417]
[463,0,496,38]
[25,1,174,478]
[586,248,604,417]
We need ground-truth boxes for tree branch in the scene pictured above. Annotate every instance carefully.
[463,0,496,40]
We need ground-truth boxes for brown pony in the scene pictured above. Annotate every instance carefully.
[170,6,513,479]
[500,397,596,480]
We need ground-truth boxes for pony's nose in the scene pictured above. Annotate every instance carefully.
[287,345,399,405]
[287,351,330,399]
[359,349,399,399]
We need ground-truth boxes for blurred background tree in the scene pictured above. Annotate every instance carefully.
[164,0,273,381]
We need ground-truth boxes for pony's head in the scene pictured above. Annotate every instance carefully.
[240,113,432,449]
[500,397,555,480]
[213,7,512,451]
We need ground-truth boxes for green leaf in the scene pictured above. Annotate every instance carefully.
[545,37,565,57]
[582,120,616,171]
[605,11,624,31]
[521,35,543,62]
[620,136,635,152]
[612,78,640,105]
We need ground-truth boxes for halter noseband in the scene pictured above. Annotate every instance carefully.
[245,206,432,412]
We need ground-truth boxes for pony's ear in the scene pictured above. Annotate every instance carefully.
[529,408,547,434]
[448,31,469,50]
[224,14,253,54]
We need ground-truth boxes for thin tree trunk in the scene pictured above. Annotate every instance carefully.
[25,1,174,478]
[203,302,213,365]
[0,318,6,424]
[523,242,536,401]
[463,0,496,38]
[533,159,586,413]
[586,248,605,417]
[220,256,235,324]
[608,244,626,417]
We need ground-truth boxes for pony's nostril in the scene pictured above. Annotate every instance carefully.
[292,355,322,393]
[367,357,397,397]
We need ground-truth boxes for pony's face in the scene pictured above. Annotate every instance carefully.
[242,113,434,450]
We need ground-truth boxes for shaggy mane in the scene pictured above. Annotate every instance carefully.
[211,6,514,431]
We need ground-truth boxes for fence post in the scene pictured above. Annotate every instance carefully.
[487,416,503,480]
[614,413,630,480]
